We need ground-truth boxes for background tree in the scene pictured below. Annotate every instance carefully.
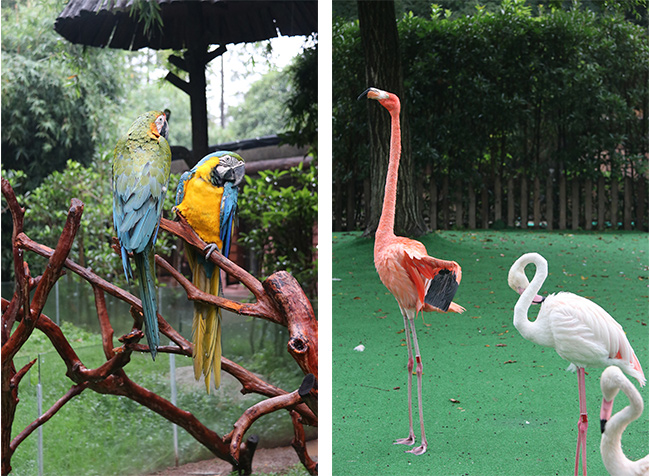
[358,0,426,237]
[333,0,648,232]
[1,0,124,190]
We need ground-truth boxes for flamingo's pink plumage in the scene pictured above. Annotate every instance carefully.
[362,87,464,455]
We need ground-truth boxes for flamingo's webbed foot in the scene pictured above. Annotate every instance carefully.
[406,443,427,455]
[394,435,415,446]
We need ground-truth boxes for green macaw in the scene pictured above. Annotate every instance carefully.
[174,151,245,392]
[112,111,171,360]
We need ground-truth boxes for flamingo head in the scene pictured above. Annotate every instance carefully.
[358,87,400,114]
[600,366,624,432]
[508,253,546,304]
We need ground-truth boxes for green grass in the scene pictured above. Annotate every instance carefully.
[332,230,649,476]
[10,322,310,475]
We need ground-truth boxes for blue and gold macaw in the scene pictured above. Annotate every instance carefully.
[175,151,245,392]
[112,111,171,360]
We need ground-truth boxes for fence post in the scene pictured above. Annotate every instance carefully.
[37,354,43,476]
[169,347,179,467]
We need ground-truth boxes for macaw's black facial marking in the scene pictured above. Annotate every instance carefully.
[424,269,459,312]
[210,155,246,188]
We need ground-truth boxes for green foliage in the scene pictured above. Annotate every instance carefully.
[333,0,648,228]
[213,69,290,144]
[238,163,318,298]
[282,40,318,155]
[1,0,124,190]
[2,160,181,283]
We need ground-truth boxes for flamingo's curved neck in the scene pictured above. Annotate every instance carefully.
[513,258,548,343]
[603,380,644,451]
[376,107,400,244]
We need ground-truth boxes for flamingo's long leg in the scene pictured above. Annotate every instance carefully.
[575,367,588,476]
[394,306,415,446]
[406,315,427,455]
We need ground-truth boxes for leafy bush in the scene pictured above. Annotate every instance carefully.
[2,158,181,283]
[1,0,124,189]
[238,162,318,299]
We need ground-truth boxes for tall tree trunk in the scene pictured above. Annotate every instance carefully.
[597,175,605,231]
[454,179,463,228]
[429,177,438,230]
[507,176,515,227]
[358,0,426,237]
[559,172,567,230]
[584,178,593,230]
[545,175,554,231]
[611,178,619,229]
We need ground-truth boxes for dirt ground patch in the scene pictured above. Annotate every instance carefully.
[149,440,317,476]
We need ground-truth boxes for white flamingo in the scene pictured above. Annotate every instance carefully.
[508,252,646,476]
[600,366,649,476]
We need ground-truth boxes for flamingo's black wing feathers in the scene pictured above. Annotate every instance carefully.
[424,268,459,312]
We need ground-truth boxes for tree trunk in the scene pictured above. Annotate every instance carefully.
[442,176,449,230]
[597,175,605,231]
[611,178,619,229]
[533,176,541,229]
[507,177,514,227]
[454,179,463,228]
[520,175,528,229]
[571,179,580,230]
[359,0,426,237]
[494,175,502,224]
[635,176,647,231]
[429,177,438,230]
[545,175,554,231]
[468,185,476,229]
[346,180,355,231]
[584,178,593,230]
[623,176,632,230]
[559,173,566,230]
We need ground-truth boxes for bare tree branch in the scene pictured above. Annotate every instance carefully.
[1,179,318,474]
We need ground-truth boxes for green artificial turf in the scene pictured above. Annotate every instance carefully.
[332,230,649,476]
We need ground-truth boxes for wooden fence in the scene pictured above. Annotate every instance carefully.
[334,170,649,232]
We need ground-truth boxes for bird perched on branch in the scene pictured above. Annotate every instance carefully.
[112,111,171,360]
[175,151,245,392]
[508,252,645,476]
[360,87,464,456]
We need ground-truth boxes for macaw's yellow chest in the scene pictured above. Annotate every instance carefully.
[177,177,224,249]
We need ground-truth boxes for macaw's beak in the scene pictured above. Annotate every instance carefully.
[214,155,245,187]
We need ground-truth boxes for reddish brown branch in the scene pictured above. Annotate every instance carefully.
[10,383,87,451]
[227,390,304,461]
[13,233,189,352]
[1,179,318,474]
[263,272,318,379]
[290,410,317,475]
[92,285,115,360]
[155,255,283,325]
[160,216,270,304]
[11,359,36,389]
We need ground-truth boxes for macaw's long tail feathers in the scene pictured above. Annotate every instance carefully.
[189,244,223,393]
[135,247,159,360]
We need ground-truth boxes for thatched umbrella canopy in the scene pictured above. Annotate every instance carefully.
[55,0,317,166]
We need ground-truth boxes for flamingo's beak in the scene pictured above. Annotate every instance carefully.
[358,87,389,101]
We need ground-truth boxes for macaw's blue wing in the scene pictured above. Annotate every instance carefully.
[219,182,239,260]
[114,157,169,255]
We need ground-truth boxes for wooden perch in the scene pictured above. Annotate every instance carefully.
[1,178,318,475]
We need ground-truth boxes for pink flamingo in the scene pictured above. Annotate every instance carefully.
[360,87,464,455]
[600,366,649,476]
[508,252,646,476]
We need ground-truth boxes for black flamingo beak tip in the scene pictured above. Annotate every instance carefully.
[357,88,372,101]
